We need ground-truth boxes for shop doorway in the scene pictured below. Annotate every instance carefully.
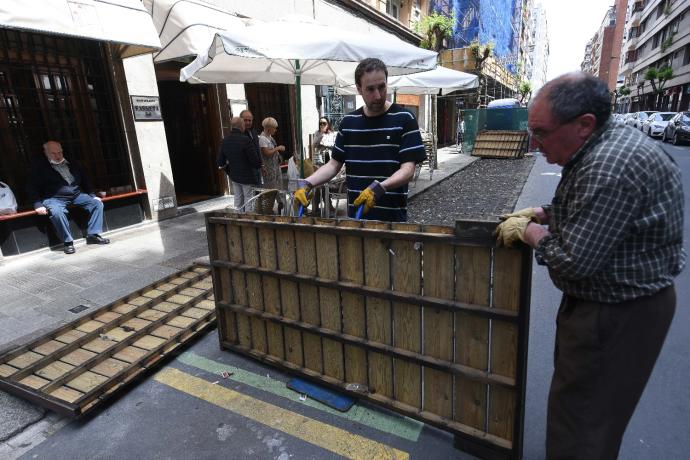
[158,81,224,205]
[244,83,294,154]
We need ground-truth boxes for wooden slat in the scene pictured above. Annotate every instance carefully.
[487,247,522,442]
[422,225,455,419]
[392,223,422,409]
[256,215,285,360]
[363,220,393,397]
[228,222,252,348]
[294,217,323,374]
[455,245,491,432]
[314,218,344,381]
[275,216,303,367]
[338,219,367,388]
[208,212,231,346]
[242,221,267,354]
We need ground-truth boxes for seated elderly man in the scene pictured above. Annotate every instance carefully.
[27,140,110,254]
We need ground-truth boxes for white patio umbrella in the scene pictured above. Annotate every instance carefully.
[143,0,247,63]
[335,65,478,96]
[180,16,437,174]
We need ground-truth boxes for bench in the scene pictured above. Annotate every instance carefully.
[0,189,148,257]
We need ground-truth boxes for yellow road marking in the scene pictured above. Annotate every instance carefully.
[154,368,409,460]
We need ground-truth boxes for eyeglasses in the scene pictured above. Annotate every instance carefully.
[319,121,327,125]
[528,113,585,143]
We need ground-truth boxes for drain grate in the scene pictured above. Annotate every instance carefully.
[68,305,90,314]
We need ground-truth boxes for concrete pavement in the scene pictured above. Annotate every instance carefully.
[0,146,476,454]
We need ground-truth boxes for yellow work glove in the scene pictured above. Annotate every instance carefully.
[353,181,386,216]
[494,216,533,247]
[293,180,313,211]
[500,207,541,224]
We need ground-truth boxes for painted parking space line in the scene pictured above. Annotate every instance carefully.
[177,352,423,442]
[154,368,409,460]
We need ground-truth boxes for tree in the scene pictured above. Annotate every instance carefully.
[517,81,532,104]
[644,66,674,94]
[414,10,456,52]
[468,39,494,70]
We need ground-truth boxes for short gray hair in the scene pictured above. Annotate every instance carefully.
[230,117,243,129]
[262,117,278,129]
[532,72,611,129]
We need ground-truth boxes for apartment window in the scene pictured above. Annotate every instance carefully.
[386,0,402,20]
[657,0,666,19]
[653,33,660,48]
[684,45,690,66]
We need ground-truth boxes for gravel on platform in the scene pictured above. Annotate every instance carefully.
[408,155,537,226]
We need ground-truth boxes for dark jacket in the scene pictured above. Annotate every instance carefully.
[245,128,260,156]
[27,155,93,209]
[217,128,263,185]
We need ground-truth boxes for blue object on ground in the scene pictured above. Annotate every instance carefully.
[286,378,355,412]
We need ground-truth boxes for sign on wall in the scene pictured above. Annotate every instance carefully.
[131,95,162,121]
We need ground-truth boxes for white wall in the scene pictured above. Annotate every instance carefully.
[121,54,177,220]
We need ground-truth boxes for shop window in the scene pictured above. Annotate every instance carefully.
[0,29,131,209]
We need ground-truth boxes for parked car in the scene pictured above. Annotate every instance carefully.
[625,112,639,127]
[643,112,676,137]
[634,111,658,130]
[662,111,690,145]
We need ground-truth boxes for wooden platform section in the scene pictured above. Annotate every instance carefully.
[471,130,529,159]
[206,212,532,459]
[0,265,215,417]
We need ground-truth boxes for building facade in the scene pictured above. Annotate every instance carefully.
[528,2,549,94]
[619,0,690,112]
[581,0,628,91]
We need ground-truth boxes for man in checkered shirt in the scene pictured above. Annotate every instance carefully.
[496,72,685,459]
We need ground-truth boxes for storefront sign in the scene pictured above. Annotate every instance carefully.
[395,94,420,106]
[130,96,162,121]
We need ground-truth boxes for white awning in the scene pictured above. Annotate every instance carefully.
[0,0,161,58]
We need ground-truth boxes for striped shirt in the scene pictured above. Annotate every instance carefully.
[332,104,426,222]
[535,121,686,303]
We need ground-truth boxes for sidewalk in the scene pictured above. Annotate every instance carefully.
[0,146,476,449]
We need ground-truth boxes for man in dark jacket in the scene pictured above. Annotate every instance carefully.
[27,141,110,254]
[240,109,262,184]
[217,117,263,212]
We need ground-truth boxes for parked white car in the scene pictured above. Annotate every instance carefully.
[625,112,639,127]
[642,112,676,137]
[634,111,658,130]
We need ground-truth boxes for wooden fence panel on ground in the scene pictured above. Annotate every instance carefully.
[207,212,532,459]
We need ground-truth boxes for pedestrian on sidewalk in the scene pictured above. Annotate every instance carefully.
[239,109,262,185]
[27,140,110,254]
[217,117,263,212]
[495,72,685,459]
[294,58,426,222]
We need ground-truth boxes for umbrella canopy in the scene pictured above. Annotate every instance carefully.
[180,16,437,175]
[179,16,437,85]
[336,65,478,96]
[143,0,247,63]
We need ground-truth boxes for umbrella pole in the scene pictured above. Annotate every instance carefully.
[295,60,304,178]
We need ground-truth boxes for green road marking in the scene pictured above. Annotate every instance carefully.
[177,351,423,442]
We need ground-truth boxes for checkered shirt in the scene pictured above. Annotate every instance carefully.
[535,121,686,303]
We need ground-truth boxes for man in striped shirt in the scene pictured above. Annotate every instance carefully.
[294,58,426,221]
[496,72,685,459]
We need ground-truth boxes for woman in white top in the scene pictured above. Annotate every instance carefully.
[258,117,286,189]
